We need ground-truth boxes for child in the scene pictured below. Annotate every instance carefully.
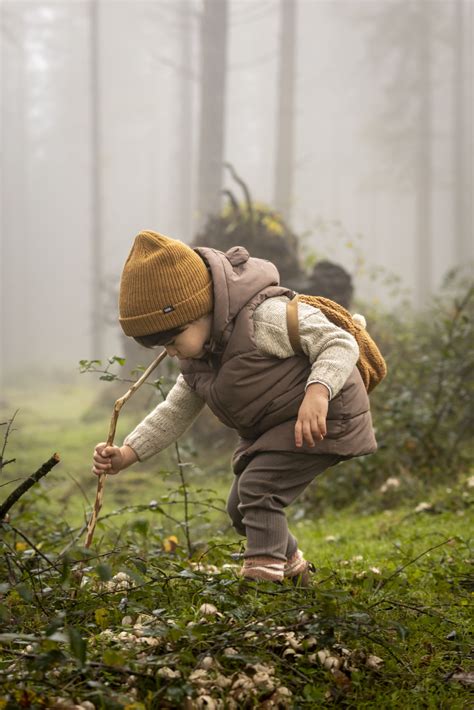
[92,230,377,583]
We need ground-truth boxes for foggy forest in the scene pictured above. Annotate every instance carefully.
[1,0,472,373]
[0,1,473,708]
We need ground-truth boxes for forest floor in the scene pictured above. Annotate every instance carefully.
[0,380,473,709]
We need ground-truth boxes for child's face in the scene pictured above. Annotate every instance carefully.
[163,314,212,360]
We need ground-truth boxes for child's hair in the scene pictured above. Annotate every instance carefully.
[133,325,186,348]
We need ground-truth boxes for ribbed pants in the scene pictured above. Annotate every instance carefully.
[226,451,342,561]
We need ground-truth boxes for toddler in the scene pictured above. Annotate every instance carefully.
[92,231,377,583]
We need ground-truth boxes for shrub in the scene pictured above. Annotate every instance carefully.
[306,269,474,512]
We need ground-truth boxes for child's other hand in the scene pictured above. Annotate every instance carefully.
[92,443,125,476]
[295,383,329,448]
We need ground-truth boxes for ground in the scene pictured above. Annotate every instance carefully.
[0,379,472,709]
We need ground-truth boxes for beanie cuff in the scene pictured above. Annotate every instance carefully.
[119,280,213,336]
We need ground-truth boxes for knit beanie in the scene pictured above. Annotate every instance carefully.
[119,230,213,336]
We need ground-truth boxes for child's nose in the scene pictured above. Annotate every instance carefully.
[165,345,178,357]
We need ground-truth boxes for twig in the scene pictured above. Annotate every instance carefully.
[368,596,458,626]
[175,444,193,557]
[224,162,256,238]
[375,538,454,591]
[196,541,243,564]
[84,349,167,549]
[7,524,57,570]
[59,523,89,556]
[91,501,185,528]
[360,631,415,675]
[156,380,194,557]
[67,472,92,507]
[3,552,17,585]
[0,410,18,470]
[0,477,25,488]
[0,453,60,520]
[0,459,15,470]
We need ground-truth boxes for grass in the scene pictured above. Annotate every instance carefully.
[0,380,473,708]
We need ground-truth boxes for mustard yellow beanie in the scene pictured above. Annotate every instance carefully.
[119,230,213,336]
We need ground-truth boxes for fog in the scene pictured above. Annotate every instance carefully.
[1,0,472,380]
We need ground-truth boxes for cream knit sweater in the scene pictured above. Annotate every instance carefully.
[124,296,359,461]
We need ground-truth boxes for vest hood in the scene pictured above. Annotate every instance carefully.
[194,246,279,351]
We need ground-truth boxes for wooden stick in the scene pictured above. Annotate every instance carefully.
[84,349,167,548]
[0,454,61,521]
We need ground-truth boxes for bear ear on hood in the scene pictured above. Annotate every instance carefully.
[225,246,249,267]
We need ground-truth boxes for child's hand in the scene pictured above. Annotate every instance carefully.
[92,443,137,476]
[295,383,329,448]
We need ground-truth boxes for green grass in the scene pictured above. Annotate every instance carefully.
[0,381,472,709]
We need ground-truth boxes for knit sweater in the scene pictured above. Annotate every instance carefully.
[123,295,359,461]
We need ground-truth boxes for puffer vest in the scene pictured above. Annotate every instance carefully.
[180,247,377,474]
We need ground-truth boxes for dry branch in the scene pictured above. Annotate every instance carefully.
[84,349,167,548]
[0,453,61,521]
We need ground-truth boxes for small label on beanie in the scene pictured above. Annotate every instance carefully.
[163,305,175,314]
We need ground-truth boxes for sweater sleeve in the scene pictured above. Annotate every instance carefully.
[123,374,205,461]
[252,296,359,399]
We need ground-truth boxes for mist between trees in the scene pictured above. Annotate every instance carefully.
[1,0,472,377]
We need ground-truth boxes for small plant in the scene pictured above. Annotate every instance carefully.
[79,356,227,557]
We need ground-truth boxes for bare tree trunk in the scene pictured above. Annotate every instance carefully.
[90,0,103,356]
[177,0,194,242]
[1,7,26,384]
[453,0,473,264]
[274,0,297,223]
[196,0,228,228]
[415,6,432,305]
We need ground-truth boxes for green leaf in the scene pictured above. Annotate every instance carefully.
[95,607,110,629]
[109,356,126,366]
[103,649,126,667]
[68,627,87,667]
[131,519,149,537]
[96,564,112,581]
[130,557,147,574]
[31,648,67,671]
[16,583,34,603]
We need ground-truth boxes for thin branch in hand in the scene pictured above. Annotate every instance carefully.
[84,349,167,549]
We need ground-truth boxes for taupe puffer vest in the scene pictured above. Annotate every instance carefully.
[180,247,377,474]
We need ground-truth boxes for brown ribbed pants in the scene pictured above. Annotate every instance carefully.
[226,451,342,561]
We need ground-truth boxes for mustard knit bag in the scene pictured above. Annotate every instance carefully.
[286,294,387,393]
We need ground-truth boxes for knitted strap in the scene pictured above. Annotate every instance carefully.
[287,295,303,354]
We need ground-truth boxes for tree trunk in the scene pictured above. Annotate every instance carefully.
[415,6,432,305]
[90,0,103,356]
[274,0,297,223]
[196,0,228,228]
[453,0,473,264]
[177,0,194,242]
[1,6,26,383]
